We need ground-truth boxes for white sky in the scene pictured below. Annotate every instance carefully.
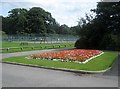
[0,0,100,27]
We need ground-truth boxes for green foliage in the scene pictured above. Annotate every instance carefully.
[2,7,59,35]
[2,8,28,34]
[57,24,71,34]
[0,31,7,36]
[2,7,76,35]
[75,2,120,51]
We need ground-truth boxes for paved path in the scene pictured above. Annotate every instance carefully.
[1,49,119,87]
[1,48,70,59]
[2,63,118,87]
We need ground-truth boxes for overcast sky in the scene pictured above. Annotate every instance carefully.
[0,0,100,27]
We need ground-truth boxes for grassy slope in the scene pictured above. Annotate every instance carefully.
[1,42,74,53]
[2,42,74,48]
[3,51,118,71]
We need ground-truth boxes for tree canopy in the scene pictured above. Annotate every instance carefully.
[75,2,120,51]
[2,7,74,35]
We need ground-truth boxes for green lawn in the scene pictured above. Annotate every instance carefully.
[3,51,118,71]
[1,41,74,53]
[2,41,74,48]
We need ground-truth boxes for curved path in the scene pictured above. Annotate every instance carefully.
[1,49,119,87]
[1,48,70,59]
[2,63,118,87]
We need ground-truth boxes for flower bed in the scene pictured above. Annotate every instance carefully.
[30,49,104,64]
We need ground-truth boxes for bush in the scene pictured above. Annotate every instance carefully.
[75,38,88,49]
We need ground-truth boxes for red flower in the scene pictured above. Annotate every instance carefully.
[31,49,102,62]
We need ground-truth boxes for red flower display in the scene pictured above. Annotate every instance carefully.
[31,49,103,63]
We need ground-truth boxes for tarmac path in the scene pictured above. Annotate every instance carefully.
[2,63,118,87]
[1,49,119,87]
[1,48,70,59]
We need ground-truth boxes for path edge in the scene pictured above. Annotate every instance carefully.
[2,61,111,74]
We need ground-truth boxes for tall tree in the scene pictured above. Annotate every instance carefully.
[8,8,28,34]
[2,7,60,35]
[75,2,120,50]
[58,24,70,34]
[26,7,58,35]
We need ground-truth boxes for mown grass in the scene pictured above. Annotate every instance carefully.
[2,41,74,48]
[3,51,118,71]
[1,41,74,53]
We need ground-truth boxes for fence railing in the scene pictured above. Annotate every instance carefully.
[2,34,79,43]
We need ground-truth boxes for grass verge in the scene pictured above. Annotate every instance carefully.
[2,41,74,48]
[2,51,118,71]
[1,42,74,53]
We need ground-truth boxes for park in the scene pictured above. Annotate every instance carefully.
[1,1,120,88]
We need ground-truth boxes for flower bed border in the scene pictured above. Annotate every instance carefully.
[79,52,104,64]
[29,51,104,64]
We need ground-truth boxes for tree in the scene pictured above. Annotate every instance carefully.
[0,31,7,36]
[9,8,28,34]
[75,2,120,51]
[57,24,70,34]
[2,8,28,34]
[26,7,58,35]
[2,7,60,35]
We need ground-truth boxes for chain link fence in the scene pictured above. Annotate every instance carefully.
[2,34,79,43]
